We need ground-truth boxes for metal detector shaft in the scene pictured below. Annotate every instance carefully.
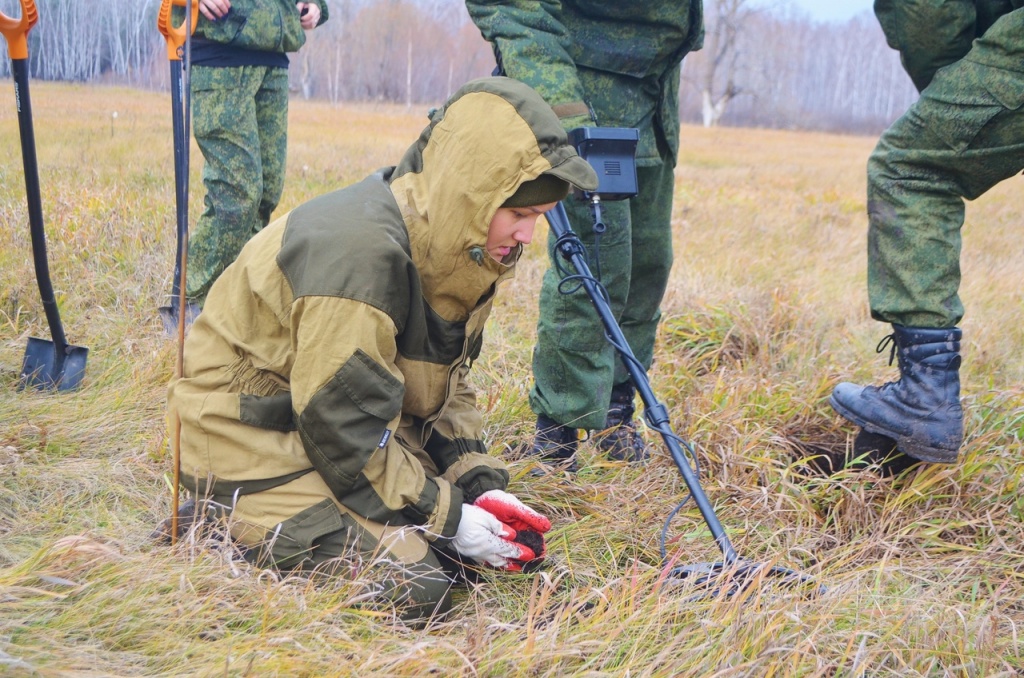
[546,202,739,566]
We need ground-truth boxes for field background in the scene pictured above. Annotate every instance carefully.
[1,83,1022,676]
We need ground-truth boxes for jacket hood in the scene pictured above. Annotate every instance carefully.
[387,76,597,321]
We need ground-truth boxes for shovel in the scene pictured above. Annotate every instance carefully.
[1,0,88,391]
[156,0,198,336]
[156,0,198,544]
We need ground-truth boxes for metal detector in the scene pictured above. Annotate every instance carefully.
[2,0,89,391]
[553,127,821,596]
[156,0,198,336]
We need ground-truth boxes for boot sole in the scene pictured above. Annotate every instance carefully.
[828,394,959,464]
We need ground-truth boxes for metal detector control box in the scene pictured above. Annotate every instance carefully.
[568,126,639,201]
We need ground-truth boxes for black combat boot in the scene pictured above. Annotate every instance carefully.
[529,414,579,472]
[595,382,650,462]
[829,325,963,463]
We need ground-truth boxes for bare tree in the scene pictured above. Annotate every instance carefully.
[691,0,757,128]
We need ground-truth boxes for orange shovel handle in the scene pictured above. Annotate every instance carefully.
[0,0,38,60]
[157,0,200,62]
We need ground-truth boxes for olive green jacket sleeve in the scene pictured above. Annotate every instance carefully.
[426,364,510,504]
[290,296,462,540]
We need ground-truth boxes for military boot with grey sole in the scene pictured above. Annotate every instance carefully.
[829,325,963,463]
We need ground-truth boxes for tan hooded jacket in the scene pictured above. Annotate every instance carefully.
[168,77,597,540]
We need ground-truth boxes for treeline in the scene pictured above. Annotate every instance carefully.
[687,7,920,133]
[0,0,918,134]
[0,0,159,84]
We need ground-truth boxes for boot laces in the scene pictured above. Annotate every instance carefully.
[876,332,897,366]
[869,332,905,398]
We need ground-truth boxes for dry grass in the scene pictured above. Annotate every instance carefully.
[1,83,1022,676]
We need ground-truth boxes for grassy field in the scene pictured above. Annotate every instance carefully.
[1,83,1022,677]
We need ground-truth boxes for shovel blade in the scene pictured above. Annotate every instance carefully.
[158,304,177,337]
[19,337,88,391]
[158,301,200,338]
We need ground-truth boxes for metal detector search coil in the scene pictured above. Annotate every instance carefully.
[568,126,639,201]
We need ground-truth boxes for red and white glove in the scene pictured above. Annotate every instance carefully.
[474,490,552,534]
[473,490,551,570]
[451,504,537,569]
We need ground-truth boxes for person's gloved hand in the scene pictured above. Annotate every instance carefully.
[451,504,537,569]
[473,490,551,571]
[473,490,552,534]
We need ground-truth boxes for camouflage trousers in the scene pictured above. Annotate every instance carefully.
[530,157,675,430]
[185,64,290,304]
[867,9,1024,328]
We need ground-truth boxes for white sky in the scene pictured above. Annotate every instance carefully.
[761,0,875,22]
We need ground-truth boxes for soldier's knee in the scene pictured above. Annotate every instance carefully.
[867,141,896,187]
[385,562,455,622]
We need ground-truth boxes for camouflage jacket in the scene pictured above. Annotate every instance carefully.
[169,78,593,540]
[875,0,1023,91]
[466,0,704,164]
[175,0,328,54]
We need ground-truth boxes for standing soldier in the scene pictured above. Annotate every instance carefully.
[175,0,328,312]
[465,0,704,470]
[830,1,1024,464]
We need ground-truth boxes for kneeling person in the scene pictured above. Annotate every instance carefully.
[167,77,598,619]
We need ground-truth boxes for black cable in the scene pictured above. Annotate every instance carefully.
[551,214,706,571]
[657,437,701,563]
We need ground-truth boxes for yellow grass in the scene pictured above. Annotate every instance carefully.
[1,83,1022,676]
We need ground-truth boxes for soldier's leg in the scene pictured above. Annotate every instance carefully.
[593,159,676,462]
[868,11,1024,327]
[253,67,290,232]
[832,10,1024,463]
[530,196,633,433]
[616,159,675,385]
[219,472,456,621]
[185,66,265,305]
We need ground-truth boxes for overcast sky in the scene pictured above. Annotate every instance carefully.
[762,0,874,22]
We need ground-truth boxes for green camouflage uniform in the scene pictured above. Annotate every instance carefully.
[181,0,328,305]
[867,0,1024,327]
[466,0,704,430]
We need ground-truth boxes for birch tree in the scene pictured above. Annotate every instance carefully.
[694,0,756,128]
